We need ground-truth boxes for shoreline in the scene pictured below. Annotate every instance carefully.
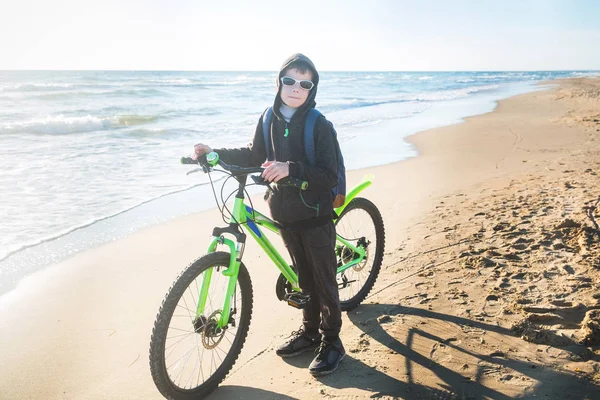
[1,77,599,399]
[0,79,554,298]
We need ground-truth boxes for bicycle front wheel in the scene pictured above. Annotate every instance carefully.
[149,252,253,399]
[335,197,385,311]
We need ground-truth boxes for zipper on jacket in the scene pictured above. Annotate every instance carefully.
[299,190,319,215]
[284,122,289,138]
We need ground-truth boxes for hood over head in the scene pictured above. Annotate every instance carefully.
[274,53,319,117]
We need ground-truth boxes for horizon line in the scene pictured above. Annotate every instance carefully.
[1,69,600,73]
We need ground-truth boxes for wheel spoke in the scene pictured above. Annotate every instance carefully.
[181,294,196,326]
[150,253,253,397]
[165,332,196,354]
[167,331,197,340]
[167,343,197,374]
[335,199,384,308]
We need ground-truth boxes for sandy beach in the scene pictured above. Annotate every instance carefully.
[1,77,600,399]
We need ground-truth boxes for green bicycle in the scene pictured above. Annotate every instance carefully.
[149,152,385,399]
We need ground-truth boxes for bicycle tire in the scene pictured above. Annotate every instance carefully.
[335,197,385,311]
[149,252,253,399]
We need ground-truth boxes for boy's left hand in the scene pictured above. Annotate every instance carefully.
[261,161,289,182]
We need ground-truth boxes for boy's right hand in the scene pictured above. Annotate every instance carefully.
[192,143,213,160]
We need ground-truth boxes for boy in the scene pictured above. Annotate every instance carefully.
[193,53,345,376]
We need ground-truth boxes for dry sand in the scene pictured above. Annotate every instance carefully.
[1,78,599,399]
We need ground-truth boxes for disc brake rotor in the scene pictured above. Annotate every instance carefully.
[353,246,369,272]
[201,310,226,349]
[339,237,369,272]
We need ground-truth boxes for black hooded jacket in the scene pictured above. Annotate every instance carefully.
[215,54,339,228]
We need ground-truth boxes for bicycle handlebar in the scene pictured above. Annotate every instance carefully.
[180,156,308,190]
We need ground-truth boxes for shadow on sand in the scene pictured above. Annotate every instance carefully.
[206,385,300,400]
[206,303,599,399]
[338,303,599,399]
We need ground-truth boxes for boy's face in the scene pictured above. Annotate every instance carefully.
[280,67,313,108]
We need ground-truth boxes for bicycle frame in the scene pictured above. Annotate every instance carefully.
[196,176,373,329]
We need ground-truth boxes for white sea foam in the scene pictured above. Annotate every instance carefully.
[0,114,159,135]
[331,102,431,128]
[0,179,221,266]
[148,78,195,85]
[410,84,501,101]
[5,82,74,91]
[320,84,502,113]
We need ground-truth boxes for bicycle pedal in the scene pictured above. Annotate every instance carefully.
[284,292,311,309]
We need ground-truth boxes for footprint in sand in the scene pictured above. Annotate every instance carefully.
[510,271,529,281]
[483,294,504,316]
[415,281,436,291]
[512,302,600,346]
[350,334,372,353]
[429,340,455,366]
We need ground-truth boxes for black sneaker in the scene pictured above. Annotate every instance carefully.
[309,337,346,376]
[276,328,320,358]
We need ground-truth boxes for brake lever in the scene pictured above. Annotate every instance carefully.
[201,163,212,173]
[250,175,270,186]
[186,168,203,176]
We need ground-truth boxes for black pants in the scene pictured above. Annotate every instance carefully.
[280,220,342,339]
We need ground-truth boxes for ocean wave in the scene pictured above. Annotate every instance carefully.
[111,88,169,97]
[321,84,502,113]
[33,90,110,100]
[321,98,400,111]
[333,105,431,128]
[363,75,385,80]
[0,179,221,265]
[570,71,600,77]
[1,82,74,92]
[30,86,173,99]
[123,127,201,137]
[145,79,209,89]
[162,108,222,118]
[0,114,159,135]
[115,114,159,126]
[148,78,195,85]
[0,81,132,94]
[205,76,273,87]
[321,77,359,83]
[411,84,501,101]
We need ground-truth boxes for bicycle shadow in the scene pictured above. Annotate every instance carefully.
[206,385,300,400]
[340,303,600,399]
[205,303,598,399]
[282,350,451,398]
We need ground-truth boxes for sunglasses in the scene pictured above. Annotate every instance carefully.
[280,76,314,91]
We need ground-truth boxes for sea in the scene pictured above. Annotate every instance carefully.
[0,70,597,295]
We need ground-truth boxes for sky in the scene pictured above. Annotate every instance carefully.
[1,0,599,71]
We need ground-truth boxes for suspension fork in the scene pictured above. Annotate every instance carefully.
[195,234,244,329]
[195,186,248,328]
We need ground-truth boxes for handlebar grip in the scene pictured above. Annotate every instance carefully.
[181,157,200,165]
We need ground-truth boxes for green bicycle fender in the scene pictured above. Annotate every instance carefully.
[334,176,373,217]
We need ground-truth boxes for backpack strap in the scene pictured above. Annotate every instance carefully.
[303,108,322,166]
[262,107,274,161]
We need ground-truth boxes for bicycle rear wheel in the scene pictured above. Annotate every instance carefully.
[149,252,253,399]
[335,197,385,311]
